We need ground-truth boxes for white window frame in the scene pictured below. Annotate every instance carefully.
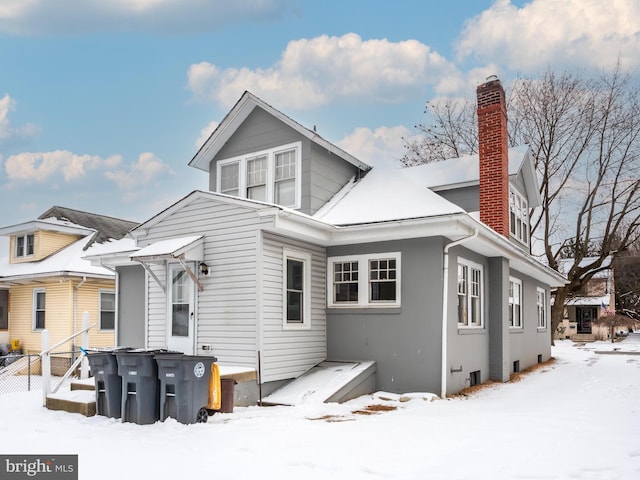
[509,277,523,328]
[509,186,529,246]
[537,287,548,330]
[33,288,46,331]
[457,258,484,328]
[327,252,401,308]
[216,141,302,209]
[99,289,116,331]
[15,233,35,259]
[282,248,312,330]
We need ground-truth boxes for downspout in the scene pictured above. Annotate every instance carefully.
[441,227,478,399]
[73,276,87,359]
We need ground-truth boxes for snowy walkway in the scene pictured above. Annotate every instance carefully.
[0,340,638,480]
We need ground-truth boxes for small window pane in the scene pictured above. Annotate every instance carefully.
[220,162,239,196]
[100,292,116,330]
[286,258,304,324]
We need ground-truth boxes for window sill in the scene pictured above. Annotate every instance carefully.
[509,328,525,333]
[328,307,401,315]
[457,326,486,334]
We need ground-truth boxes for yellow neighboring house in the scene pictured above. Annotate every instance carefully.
[0,206,138,366]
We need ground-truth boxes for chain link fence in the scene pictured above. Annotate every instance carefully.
[0,351,80,395]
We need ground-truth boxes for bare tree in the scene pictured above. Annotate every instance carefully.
[404,67,640,344]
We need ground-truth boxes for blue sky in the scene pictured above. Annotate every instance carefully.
[0,0,638,230]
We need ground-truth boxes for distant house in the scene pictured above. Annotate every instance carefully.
[0,206,137,371]
[556,257,616,341]
[89,76,565,402]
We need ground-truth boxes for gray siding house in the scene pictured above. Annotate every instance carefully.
[90,77,565,401]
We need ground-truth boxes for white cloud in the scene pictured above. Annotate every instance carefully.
[457,0,640,71]
[195,120,219,149]
[104,152,175,189]
[0,94,40,144]
[187,33,457,109]
[3,150,173,190]
[337,125,418,169]
[4,150,120,182]
[0,0,295,35]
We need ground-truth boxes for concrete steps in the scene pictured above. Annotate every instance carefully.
[571,333,597,342]
[45,378,96,417]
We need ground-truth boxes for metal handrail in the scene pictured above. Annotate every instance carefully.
[40,311,95,406]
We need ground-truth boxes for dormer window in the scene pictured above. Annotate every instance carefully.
[16,233,35,258]
[216,142,301,209]
[509,187,529,245]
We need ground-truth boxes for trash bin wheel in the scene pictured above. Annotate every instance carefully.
[196,407,209,423]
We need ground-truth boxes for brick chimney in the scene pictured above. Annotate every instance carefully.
[477,75,509,238]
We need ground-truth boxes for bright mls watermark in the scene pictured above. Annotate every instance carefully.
[1,455,77,479]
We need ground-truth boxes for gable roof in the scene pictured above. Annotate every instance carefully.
[313,166,465,226]
[188,91,372,173]
[38,206,138,245]
[0,236,117,284]
[404,145,542,207]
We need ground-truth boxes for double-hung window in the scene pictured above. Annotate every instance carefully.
[216,142,301,208]
[509,187,529,245]
[15,233,35,259]
[100,290,116,331]
[509,277,523,328]
[536,287,548,329]
[283,249,311,329]
[33,289,45,330]
[457,259,483,327]
[328,253,401,308]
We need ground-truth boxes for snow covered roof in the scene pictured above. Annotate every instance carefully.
[131,235,204,262]
[313,165,465,226]
[399,145,542,209]
[565,295,611,306]
[0,236,116,283]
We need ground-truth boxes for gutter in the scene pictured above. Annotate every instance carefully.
[441,226,478,399]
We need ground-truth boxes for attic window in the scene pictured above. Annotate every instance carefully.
[509,187,529,245]
[16,233,35,258]
[216,141,301,208]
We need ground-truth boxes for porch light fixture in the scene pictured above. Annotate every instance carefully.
[199,262,209,276]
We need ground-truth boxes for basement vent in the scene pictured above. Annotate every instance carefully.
[469,370,481,387]
[538,354,543,364]
[513,360,520,373]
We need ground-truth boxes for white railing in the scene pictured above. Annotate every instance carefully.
[40,311,95,406]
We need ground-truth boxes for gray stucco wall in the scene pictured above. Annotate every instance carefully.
[116,265,146,348]
[208,107,360,216]
[508,268,552,371]
[445,246,491,394]
[436,185,479,213]
[326,237,445,394]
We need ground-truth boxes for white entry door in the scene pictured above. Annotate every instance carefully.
[167,263,195,354]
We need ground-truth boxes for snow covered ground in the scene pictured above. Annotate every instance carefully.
[1,337,639,480]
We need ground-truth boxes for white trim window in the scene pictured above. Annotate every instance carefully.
[99,289,116,331]
[283,249,312,330]
[509,277,523,328]
[216,142,302,208]
[15,233,35,259]
[328,253,401,308]
[509,187,529,245]
[536,287,548,329]
[33,289,46,330]
[457,259,483,327]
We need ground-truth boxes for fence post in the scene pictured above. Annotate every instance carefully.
[41,329,51,407]
[80,311,90,379]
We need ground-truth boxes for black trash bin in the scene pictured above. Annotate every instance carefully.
[86,348,130,418]
[116,350,168,425]
[155,354,218,424]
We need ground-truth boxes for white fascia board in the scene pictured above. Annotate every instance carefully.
[0,220,95,237]
[85,250,141,268]
[0,271,114,285]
